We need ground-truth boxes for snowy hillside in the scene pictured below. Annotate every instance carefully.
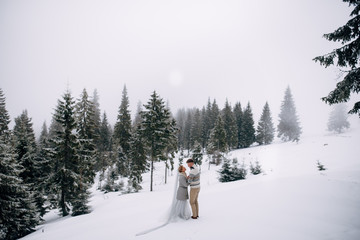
[21,128,360,240]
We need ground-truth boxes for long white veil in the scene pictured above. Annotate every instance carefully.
[136,172,179,236]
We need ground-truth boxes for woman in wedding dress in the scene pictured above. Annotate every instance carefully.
[171,165,192,220]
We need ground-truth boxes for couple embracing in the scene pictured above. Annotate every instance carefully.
[174,159,200,220]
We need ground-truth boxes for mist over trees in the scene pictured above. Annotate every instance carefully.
[328,103,350,133]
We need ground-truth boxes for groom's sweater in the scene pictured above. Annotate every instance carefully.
[188,165,200,188]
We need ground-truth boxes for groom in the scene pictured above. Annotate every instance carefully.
[186,159,200,219]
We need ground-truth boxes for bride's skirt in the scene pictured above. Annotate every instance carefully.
[170,200,191,221]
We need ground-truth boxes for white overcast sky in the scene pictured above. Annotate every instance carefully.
[0,0,359,136]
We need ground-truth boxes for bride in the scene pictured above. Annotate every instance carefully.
[170,165,192,220]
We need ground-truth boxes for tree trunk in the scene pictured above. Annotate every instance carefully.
[150,159,154,192]
[165,161,167,184]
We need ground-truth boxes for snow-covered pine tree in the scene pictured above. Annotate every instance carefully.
[222,100,238,150]
[97,112,112,172]
[91,89,101,146]
[200,106,208,148]
[0,91,38,239]
[207,115,228,155]
[233,102,243,149]
[113,85,132,177]
[49,90,83,217]
[183,109,193,151]
[34,121,52,219]
[127,127,148,192]
[0,134,38,240]
[327,103,350,133]
[239,102,256,148]
[13,110,38,185]
[218,158,232,182]
[140,91,177,191]
[256,102,275,145]
[192,141,203,166]
[0,88,10,136]
[72,88,97,216]
[277,86,302,142]
[13,110,49,220]
[190,108,203,148]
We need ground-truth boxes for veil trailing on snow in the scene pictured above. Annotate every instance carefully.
[136,172,180,236]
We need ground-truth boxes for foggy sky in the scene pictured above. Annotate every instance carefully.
[0,0,358,136]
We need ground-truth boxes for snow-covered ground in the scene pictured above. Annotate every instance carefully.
[21,127,360,240]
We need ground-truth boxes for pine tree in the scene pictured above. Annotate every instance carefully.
[97,112,112,173]
[128,127,148,192]
[192,141,203,166]
[239,102,256,148]
[113,85,132,177]
[207,115,228,154]
[49,90,82,217]
[73,88,97,216]
[313,0,360,116]
[222,100,238,150]
[277,87,302,142]
[140,91,177,191]
[256,102,275,145]
[233,102,243,149]
[218,158,232,182]
[13,110,48,219]
[0,91,38,239]
[0,88,10,136]
[13,110,38,185]
[91,89,102,145]
[0,135,38,239]
[327,103,350,133]
[190,108,203,149]
[133,101,143,129]
[38,121,49,148]
[183,110,193,151]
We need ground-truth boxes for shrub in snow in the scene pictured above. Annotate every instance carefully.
[250,161,262,175]
[218,158,247,182]
[317,160,326,171]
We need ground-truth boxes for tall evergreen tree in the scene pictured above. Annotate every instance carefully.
[233,102,243,149]
[222,100,238,150]
[127,127,148,192]
[313,0,360,116]
[190,108,203,149]
[133,101,143,129]
[38,121,49,148]
[140,91,177,191]
[239,102,256,148]
[73,88,97,216]
[183,110,193,151]
[0,88,10,136]
[277,87,302,142]
[256,102,275,145]
[327,103,350,133]
[91,89,102,140]
[13,110,38,185]
[207,115,228,154]
[49,90,83,217]
[0,91,38,239]
[113,85,132,177]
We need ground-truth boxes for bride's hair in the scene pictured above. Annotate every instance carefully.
[178,165,184,173]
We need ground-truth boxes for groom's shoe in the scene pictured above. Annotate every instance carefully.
[191,216,198,219]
